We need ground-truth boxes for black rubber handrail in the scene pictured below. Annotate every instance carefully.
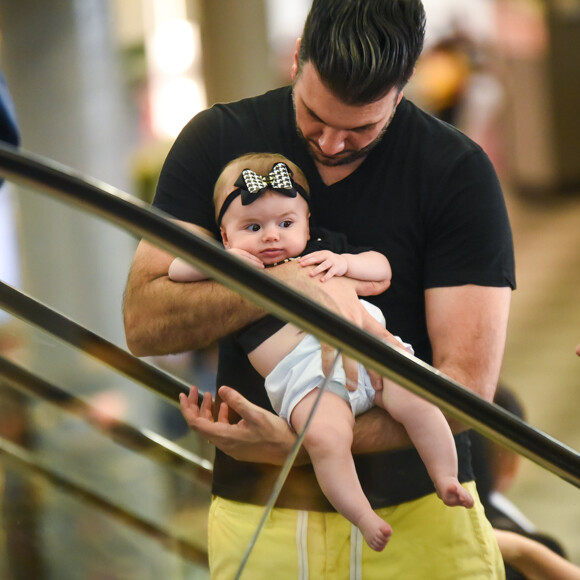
[0,435,208,566]
[0,354,213,484]
[0,280,189,405]
[1,142,579,488]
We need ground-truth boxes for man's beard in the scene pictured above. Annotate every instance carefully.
[294,101,398,167]
[297,128,386,167]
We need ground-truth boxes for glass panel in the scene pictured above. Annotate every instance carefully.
[0,325,212,579]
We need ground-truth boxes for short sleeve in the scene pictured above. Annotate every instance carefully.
[423,150,516,289]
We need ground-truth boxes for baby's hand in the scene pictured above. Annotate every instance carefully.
[228,248,265,269]
[299,250,347,282]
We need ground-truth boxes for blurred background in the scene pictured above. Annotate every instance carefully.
[0,0,579,577]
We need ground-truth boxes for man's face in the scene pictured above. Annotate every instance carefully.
[292,62,401,168]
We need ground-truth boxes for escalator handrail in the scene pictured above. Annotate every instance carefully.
[0,354,213,483]
[0,434,209,566]
[0,280,190,405]
[0,142,579,488]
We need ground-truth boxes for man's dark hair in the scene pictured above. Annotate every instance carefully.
[298,0,426,104]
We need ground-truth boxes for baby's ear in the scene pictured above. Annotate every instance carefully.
[220,226,229,248]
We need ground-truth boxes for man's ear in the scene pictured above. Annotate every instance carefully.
[291,38,301,81]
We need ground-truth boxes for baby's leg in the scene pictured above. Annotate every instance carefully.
[380,381,474,508]
[291,390,392,551]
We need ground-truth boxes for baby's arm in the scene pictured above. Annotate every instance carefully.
[168,257,208,282]
[169,248,265,282]
[299,250,391,284]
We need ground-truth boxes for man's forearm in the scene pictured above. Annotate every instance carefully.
[124,248,336,356]
[426,285,511,433]
[124,240,391,358]
[352,407,411,455]
[253,406,412,467]
[123,239,266,356]
[125,276,263,356]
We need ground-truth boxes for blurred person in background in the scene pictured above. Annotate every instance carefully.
[471,386,565,553]
[494,529,580,580]
[409,0,504,166]
[470,384,580,579]
[0,63,46,580]
[0,65,21,340]
[0,62,19,151]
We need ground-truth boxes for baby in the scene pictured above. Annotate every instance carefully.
[171,152,473,551]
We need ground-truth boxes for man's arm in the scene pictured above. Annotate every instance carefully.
[425,284,512,431]
[123,222,393,357]
[123,236,264,356]
[180,385,413,465]
[349,284,511,454]
[177,283,511,463]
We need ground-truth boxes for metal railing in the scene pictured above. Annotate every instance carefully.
[0,141,579,489]
[0,355,212,483]
[0,435,209,566]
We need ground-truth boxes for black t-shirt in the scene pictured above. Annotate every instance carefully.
[154,86,516,510]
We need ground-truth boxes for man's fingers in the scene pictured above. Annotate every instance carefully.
[320,342,337,377]
[342,355,359,391]
[368,369,384,391]
[320,344,359,391]
[200,390,214,420]
[179,386,199,419]
[179,393,194,420]
[217,401,230,423]
[194,417,232,443]
[361,312,392,340]
[217,385,259,422]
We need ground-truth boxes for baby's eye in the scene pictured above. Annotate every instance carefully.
[280,220,293,228]
[247,224,261,232]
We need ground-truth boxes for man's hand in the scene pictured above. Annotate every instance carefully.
[309,273,400,391]
[180,386,412,461]
[179,385,303,465]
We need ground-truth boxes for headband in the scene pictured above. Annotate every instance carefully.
[216,162,310,226]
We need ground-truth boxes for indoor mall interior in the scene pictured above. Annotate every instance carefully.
[0,1,579,578]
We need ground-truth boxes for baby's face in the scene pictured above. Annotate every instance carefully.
[220,191,310,265]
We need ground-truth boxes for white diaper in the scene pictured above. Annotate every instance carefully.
[264,300,407,423]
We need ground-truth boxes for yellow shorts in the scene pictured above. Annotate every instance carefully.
[208,481,504,580]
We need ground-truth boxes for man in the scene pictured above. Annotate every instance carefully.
[124,1,515,577]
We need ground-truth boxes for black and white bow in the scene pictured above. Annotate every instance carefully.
[216,161,310,225]
[234,162,296,205]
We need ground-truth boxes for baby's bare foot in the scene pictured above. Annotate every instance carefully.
[357,512,393,552]
[436,477,474,508]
